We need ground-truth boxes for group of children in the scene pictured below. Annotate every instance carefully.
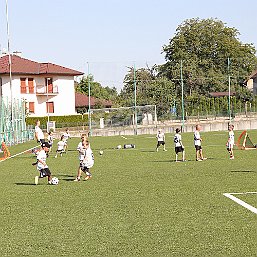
[34,118,235,185]
[34,120,94,185]
[156,124,235,162]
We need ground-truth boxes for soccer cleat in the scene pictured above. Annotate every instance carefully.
[54,155,57,158]
[230,156,235,160]
[48,180,52,185]
[84,176,92,181]
[35,176,39,185]
[163,149,167,152]
[74,177,80,182]
[196,159,202,161]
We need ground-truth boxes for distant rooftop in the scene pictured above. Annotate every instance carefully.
[0,54,83,76]
[209,92,236,97]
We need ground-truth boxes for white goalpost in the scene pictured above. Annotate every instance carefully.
[89,105,157,132]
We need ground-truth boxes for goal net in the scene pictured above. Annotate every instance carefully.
[89,105,157,129]
[237,130,256,150]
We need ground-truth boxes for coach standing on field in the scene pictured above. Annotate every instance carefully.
[35,120,45,145]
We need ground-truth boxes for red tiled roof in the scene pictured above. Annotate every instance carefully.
[0,54,83,76]
[75,92,112,108]
[209,91,236,97]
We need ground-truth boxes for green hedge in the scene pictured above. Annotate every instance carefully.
[26,114,88,126]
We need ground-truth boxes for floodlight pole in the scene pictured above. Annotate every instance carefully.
[46,77,50,126]
[133,63,137,135]
[228,58,231,122]
[5,0,13,130]
[180,60,185,131]
[87,62,92,136]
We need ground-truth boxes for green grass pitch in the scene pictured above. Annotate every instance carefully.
[0,130,256,256]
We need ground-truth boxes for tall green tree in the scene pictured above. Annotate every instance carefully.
[118,67,176,116]
[160,18,257,96]
[76,75,118,102]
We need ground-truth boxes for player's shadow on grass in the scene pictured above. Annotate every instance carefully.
[15,182,38,186]
[140,150,158,152]
[54,174,75,182]
[151,160,194,163]
[230,170,255,173]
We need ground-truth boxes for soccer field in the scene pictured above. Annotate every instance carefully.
[0,130,257,256]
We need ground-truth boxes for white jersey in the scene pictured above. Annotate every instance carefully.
[48,135,54,145]
[62,132,70,142]
[194,130,201,146]
[35,126,44,140]
[228,131,235,146]
[174,133,182,147]
[57,140,66,151]
[157,132,165,142]
[37,149,48,170]
[77,142,94,168]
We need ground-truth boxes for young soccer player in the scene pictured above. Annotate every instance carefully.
[174,128,185,162]
[62,128,71,152]
[74,134,94,181]
[35,120,45,144]
[194,124,206,161]
[156,128,167,152]
[34,142,52,185]
[47,131,54,153]
[226,124,235,159]
[54,135,67,158]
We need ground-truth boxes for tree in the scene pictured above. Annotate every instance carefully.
[159,18,257,96]
[76,75,118,102]
[118,66,176,116]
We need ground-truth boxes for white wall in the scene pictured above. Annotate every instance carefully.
[0,74,76,117]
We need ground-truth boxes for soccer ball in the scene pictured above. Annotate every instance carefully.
[117,145,122,149]
[51,177,59,185]
[99,150,103,155]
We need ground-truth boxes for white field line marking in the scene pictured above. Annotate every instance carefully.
[0,145,40,163]
[223,193,257,214]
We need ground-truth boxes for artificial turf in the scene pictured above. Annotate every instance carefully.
[0,130,256,256]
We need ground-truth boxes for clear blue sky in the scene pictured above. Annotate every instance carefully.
[1,0,257,90]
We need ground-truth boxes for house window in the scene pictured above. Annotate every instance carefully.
[20,78,35,94]
[28,102,35,113]
[28,78,34,94]
[46,102,54,113]
[20,78,27,93]
[45,78,53,93]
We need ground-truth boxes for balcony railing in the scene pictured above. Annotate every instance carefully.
[36,85,59,95]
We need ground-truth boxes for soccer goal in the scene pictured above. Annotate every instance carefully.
[90,105,157,129]
[237,130,256,150]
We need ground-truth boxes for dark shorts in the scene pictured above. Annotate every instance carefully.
[39,168,51,178]
[157,141,165,147]
[175,146,184,154]
[38,139,45,145]
[56,149,64,153]
[195,145,202,151]
[80,161,89,173]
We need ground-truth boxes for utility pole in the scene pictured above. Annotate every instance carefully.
[228,57,231,122]
[87,62,91,136]
[133,63,137,135]
[180,60,185,131]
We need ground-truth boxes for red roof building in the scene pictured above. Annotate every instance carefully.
[0,53,83,117]
[75,92,112,112]
[0,54,83,76]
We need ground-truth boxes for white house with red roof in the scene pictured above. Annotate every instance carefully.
[0,53,83,116]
